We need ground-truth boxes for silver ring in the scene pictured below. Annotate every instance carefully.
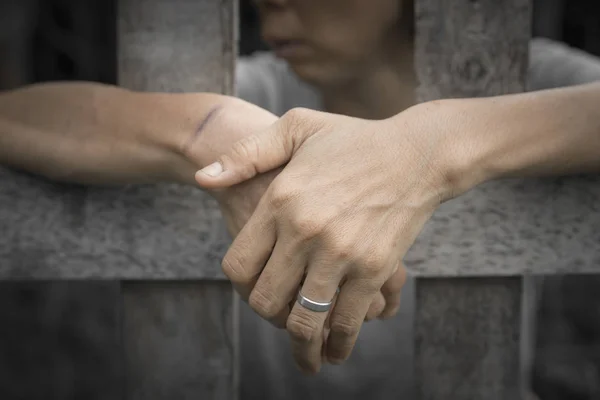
[296,288,340,313]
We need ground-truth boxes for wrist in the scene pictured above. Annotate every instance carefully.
[136,92,238,185]
[426,97,517,199]
[392,100,491,202]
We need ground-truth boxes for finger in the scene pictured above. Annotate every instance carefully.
[248,241,306,329]
[195,109,320,189]
[321,289,339,364]
[221,203,276,302]
[326,279,377,365]
[365,292,385,321]
[287,263,343,375]
[286,280,343,364]
[379,262,407,319]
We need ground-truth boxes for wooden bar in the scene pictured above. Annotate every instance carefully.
[2,174,600,279]
[0,0,38,89]
[117,0,237,399]
[0,0,235,282]
[0,1,238,398]
[413,1,531,399]
[122,282,237,399]
[0,0,598,281]
[415,278,521,399]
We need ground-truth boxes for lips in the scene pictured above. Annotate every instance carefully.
[268,39,312,59]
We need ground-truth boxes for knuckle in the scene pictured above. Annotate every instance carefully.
[231,135,261,161]
[330,312,361,338]
[286,312,320,343]
[292,214,325,240]
[221,248,252,284]
[328,236,357,261]
[268,181,298,210]
[385,273,406,293]
[249,288,280,319]
[282,107,310,124]
[227,137,261,179]
[358,249,389,280]
[282,107,326,139]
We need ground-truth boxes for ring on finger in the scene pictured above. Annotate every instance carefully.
[296,287,340,313]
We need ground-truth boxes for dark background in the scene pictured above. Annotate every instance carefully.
[0,0,599,399]
[1,0,599,87]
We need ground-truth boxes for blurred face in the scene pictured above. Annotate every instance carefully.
[254,0,404,87]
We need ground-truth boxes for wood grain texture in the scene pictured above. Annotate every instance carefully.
[122,282,237,400]
[415,278,522,400]
[0,0,239,397]
[117,0,238,399]
[405,0,598,279]
[413,1,531,399]
[0,0,235,281]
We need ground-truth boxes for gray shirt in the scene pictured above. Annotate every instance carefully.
[235,38,600,400]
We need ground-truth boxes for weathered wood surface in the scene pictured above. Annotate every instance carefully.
[413,1,531,399]
[2,1,600,280]
[122,282,237,399]
[0,0,236,281]
[117,1,238,399]
[415,278,522,399]
[0,0,238,399]
[2,172,599,278]
[407,0,600,278]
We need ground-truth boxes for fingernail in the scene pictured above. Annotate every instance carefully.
[199,162,223,177]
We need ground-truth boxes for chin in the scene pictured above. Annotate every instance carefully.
[287,60,344,88]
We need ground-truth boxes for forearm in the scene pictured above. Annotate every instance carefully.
[441,82,600,194]
[0,82,233,185]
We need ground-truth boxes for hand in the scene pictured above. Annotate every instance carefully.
[183,98,404,324]
[195,104,458,373]
[180,97,281,236]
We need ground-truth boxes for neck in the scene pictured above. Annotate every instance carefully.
[321,39,417,120]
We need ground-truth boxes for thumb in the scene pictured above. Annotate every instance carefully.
[195,122,296,189]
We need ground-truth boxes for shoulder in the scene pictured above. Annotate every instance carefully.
[235,52,322,116]
[528,38,600,90]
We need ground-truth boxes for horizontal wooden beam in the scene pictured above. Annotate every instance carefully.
[0,173,230,280]
[1,171,598,278]
[406,175,600,277]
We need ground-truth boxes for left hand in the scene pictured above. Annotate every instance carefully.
[195,104,457,373]
[180,97,282,236]
[185,99,404,327]
[179,98,404,328]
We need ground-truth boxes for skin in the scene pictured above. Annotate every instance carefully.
[0,1,418,369]
[0,82,278,238]
[237,0,417,371]
[4,0,599,379]
[196,83,600,373]
[254,0,416,119]
[0,81,397,327]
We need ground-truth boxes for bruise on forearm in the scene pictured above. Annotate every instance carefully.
[180,104,224,156]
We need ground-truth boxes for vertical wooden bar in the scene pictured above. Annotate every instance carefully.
[413,1,532,399]
[117,1,238,399]
[121,282,237,399]
[0,0,38,89]
[415,278,522,399]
